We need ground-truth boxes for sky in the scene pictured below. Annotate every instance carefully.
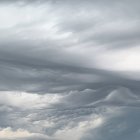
[0,0,140,140]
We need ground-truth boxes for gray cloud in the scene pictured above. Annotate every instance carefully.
[0,0,140,140]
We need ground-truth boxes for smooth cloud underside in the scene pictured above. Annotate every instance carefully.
[0,0,140,140]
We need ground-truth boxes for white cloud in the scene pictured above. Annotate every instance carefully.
[54,115,103,140]
[95,46,140,71]
[0,127,34,139]
[0,91,62,109]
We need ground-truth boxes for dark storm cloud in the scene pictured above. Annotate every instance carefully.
[81,107,140,140]
[0,0,140,140]
[0,40,140,93]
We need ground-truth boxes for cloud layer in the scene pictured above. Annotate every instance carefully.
[0,0,140,140]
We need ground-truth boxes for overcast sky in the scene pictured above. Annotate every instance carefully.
[0,0,140,140]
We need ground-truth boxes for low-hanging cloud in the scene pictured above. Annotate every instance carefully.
[0,0,140,140]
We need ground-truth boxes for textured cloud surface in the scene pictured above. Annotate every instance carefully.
[0,0,140,140]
